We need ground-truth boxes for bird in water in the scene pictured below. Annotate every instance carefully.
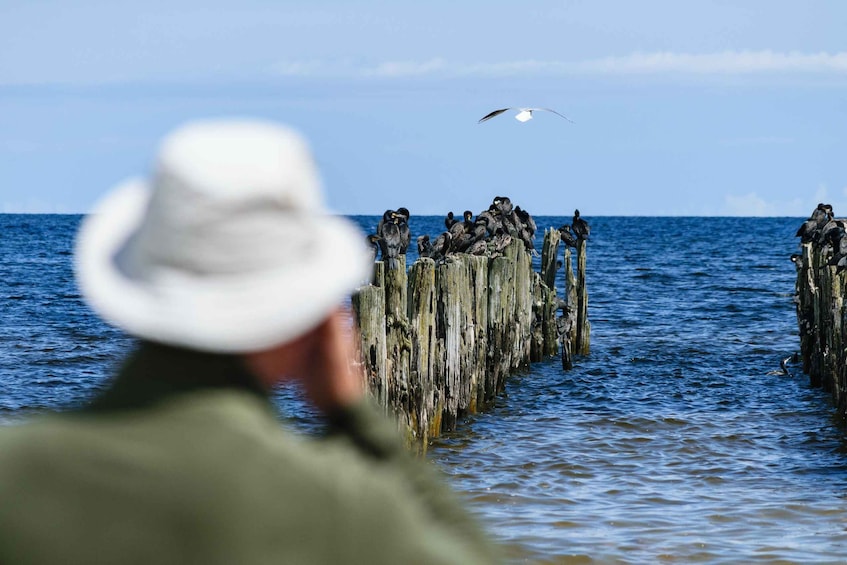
[766,356,793,376]
[571,209,590,241]
[478,107,574,124]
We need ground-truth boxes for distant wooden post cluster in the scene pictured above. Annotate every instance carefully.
[794,239,847,416]
[352,229,589,449]
[794,203,847,418]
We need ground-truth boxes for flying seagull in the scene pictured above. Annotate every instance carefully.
[478,107,574,124]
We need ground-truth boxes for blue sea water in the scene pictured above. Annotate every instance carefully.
[2,213,846,563]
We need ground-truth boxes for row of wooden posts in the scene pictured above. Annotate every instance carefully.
[351,228,589,449]
[794,240,847,418]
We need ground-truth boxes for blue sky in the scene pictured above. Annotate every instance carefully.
[1,1,845,216]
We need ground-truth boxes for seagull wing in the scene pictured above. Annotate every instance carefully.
[533,107,575,123]
[478,108,512,123]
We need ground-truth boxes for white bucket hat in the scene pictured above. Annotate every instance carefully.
[74,118,371,353]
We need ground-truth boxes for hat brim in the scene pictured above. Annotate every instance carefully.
[75,179,372,353]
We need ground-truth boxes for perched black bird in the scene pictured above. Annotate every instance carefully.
[476,207,500,236]
[490,228,512,256]
[820,219,847,249]
[394,207,411,254]
[366,234,381,263]
[444,211,458,230]
[466,238,489,256]
[431,231,453,261]
[514,206,536,253]
[571,209,590,241]
[515,206,536,236]
[557,224,578,248]
[379,221,403,270]
[454,218,487,253]
[493,196,514,215]
[417,234,433,258]
[796,203,833,243]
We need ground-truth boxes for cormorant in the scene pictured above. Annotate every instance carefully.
[366,234,381,263]
[491,228,512,256]
[444,211,458,230]
[514,206,536,253]
[796,203,834,243]
[394,207,411,254]
[380,221,403,270]
[417,234,433,258]
[476,207,500,236]
[466,239,489,256]
[766,356,792,376]
[572,209,590,241]
[557,224,578,248]
[431,231,453,261]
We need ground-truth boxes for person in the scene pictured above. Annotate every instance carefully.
[0,119,499,564]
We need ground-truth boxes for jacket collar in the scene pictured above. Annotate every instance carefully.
[84,341,270,414]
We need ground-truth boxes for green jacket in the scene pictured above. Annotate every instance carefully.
[0,343,499,564]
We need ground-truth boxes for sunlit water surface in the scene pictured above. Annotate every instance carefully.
[3,214,847,563]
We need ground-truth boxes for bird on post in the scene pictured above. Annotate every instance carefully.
[557,224,578,248]
[571,209,590,241]
[478,107,574,124]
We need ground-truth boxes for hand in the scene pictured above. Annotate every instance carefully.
[296,308,365,414]
[241,308,366,414]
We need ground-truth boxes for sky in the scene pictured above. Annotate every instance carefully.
[1,1,845,216]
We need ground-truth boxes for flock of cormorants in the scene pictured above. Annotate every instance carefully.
[794,202,847,273]
[368,197,591,269]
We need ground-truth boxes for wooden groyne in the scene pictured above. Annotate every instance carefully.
[352,227,589,449]
[794,204,847,418]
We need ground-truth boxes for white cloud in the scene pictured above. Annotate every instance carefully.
[268,50,847,80]
[723,185,847,217]
[569,50,847,75]
[724,193,778,216]
[363,58,448,77]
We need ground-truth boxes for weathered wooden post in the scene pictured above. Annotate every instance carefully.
[575,239,590,355]
[797,242,815,377]
[436,256,469,432]
[513,242,533,369]
[407,257,438,447]
[466,255,489,413]
[351,215,592,443]
[351,284,387,409]
[487,255,515,399]
[384,255,412,433]
[541,227,560,290]
[531,275,545,362]
[561,246,577,369]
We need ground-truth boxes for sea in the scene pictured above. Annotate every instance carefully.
[3,213,847,564]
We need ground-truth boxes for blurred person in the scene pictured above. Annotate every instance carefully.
[0,119,498,564]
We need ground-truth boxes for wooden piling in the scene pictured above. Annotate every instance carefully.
[407,258,438,445]
[575,240,590,355]
[351,222,590,447]
[795,237,847,418]
[351,284,387,408]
